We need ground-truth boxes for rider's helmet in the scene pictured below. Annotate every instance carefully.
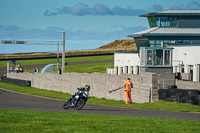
[85,85,90,91]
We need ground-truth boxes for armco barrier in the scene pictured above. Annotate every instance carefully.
[159,87,200,105]
[1,76,31,87]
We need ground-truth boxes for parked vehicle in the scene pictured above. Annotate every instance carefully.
[63,85,90,110]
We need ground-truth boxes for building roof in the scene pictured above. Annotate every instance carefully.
[127,27,200,37]
[140,10,200,17]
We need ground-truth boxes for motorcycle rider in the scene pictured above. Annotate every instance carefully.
[84,85,90,98]
[71,85,90,106]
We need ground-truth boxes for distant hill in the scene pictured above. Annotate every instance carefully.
[96,39,137,50]
[0,39,138,59]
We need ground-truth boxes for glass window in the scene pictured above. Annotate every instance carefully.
[131,66,134,74]
[163,40,171,47]
[156,17,161,27]
[157,17,170,27]
[121,67,123,73]
[152,17,177,27]
[147,50,153,65]
[181,65,184,73]
[125,66,128,73]
[170,21,177,27]
[173,17,178,20]
[183,40,191,45]
[192,40,200,44]
[161,17,168,21]
[148,17,157,28]
[190,65,193,70]
[149,40,164,48]
[176,40,183,44]
[166,22,170,27]
[154,50,163,65]
[161,21,166,27]
[171,40,176,44]
[150,40,155,47]
[155,40,163,48]
[164,50,170,65]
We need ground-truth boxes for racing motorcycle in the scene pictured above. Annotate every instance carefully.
[63,85,90,110]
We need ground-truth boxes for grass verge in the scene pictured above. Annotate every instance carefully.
[0,109,199,133]
[24,62,114,73]
[1,81,200,113]
[65,62,114,73]
[0,55,114,67]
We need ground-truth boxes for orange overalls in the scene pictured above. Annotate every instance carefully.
[120,80,133,104]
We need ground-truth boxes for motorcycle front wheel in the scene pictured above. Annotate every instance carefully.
[63,100,71,109]
[76,98,86,110]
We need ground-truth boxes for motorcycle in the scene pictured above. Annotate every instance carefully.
[63,85,90,110]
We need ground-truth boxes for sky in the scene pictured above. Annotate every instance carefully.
[1,0,200,52]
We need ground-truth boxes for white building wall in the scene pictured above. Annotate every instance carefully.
[114,52,140,75]
[114,46,200,82]
[172,46,200,82]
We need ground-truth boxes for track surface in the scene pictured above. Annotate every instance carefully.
[0,88,200,120]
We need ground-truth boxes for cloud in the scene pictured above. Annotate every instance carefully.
[44,3,92,16]
[43,1,200,16]
[44,10,59,16]
[169,1,200,10]
[69,3,91,16]
[152,4,163,11]
[94,4,113,15]
[187,1,200,9]
[44,3,151,16]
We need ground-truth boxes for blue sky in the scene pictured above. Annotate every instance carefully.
[1,0,200,41]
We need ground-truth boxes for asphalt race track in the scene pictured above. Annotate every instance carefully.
[0,88,200,120]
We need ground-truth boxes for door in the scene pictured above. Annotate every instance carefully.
[189,65,193,81]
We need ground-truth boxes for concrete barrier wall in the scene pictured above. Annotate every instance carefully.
[176,80,200,90]
[156,73,176,89]
[181,73,191,81]
[7,72,175,103]
[7,72,32,81]
[159,88,200,105]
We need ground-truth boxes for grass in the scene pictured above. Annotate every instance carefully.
[1,81,200,113]
[24,62,114,73]
[0,109,199,133]
[66,62,113,73]
[1,54,200,113]
[0,81,70,100]
[0,55,114,67]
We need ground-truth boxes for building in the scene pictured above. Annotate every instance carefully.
[114,10,200,82]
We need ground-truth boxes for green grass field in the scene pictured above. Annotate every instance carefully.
[1,54,200,112]
[1,55,200,132]
[0,109,199,133]
[66,62,113,73]
[0,55,114,67]
[1,81,200,113]
[24,62,114,73]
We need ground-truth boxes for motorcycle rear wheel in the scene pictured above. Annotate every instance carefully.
[76,98,86,110]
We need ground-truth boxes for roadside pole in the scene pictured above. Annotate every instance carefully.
[57,41,59,71]
[62,32,65,74]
